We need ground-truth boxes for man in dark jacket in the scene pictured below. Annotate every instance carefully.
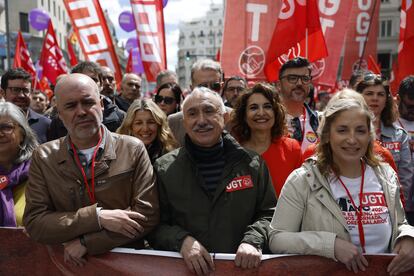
[150,87,276,275]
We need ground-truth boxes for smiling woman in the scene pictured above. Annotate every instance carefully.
[117,99,178,163]
[0,102,38,227]
[231,82,303,197]
[269,92,414,275]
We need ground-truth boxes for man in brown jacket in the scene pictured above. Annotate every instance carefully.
[23,74,159,266]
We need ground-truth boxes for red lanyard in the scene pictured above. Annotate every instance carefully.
[70,130,103,204]
[336,161,366,253]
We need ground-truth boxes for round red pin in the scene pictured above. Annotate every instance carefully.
[0,175,9,190]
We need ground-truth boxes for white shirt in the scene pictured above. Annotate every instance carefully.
[329,165,392,253]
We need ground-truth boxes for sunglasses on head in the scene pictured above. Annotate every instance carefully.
[154,95,175,105]
[363,73,384,81]
[198,82,221,92]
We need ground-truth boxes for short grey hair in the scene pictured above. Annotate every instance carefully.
[182,86,226,115]
[156,70,177,87]
[0,102,39,164]
[190,59,222,84]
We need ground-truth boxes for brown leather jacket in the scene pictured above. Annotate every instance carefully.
[23,127,159,255]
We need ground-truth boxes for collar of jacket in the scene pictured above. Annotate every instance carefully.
[183,131,251,164]
[27,108,41,125]
[304,103,319,135]
[57,125,115,165]
[381,122,398,139]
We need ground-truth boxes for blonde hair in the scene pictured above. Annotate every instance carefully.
[117,99,178,152]
[316,89,380,176]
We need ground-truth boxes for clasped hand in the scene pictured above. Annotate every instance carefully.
[99,209,147,238]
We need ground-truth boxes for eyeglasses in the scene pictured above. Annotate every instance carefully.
[226,86,245,93]
[198,82,221,92]
[154,95,175,105]
[0,122,15,135]
[280,74,312,85]
[7,86,31,96]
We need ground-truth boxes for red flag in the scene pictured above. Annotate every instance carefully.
[264,0,328,82]
[130,0,167,82]
[394,0,414,87]
[215,49,220,62]
[64,0,122,86]
[341,1,380,80]
[39,21,68,85]
[221,0,281,82]
[126,49,133,73]
[66,38,78,67]
[311,1,354,88]
[36,76,54,100]
[13,31,36,78]
[368,54,381,74]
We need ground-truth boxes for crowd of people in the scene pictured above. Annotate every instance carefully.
[0,56,413,275]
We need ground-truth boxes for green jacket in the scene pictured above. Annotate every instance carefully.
[150,133,277,253]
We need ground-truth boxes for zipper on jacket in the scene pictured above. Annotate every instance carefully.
[69,187,77,210]
[77,179,86,207]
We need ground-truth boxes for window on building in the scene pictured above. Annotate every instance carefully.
[218,19,222,25]
[379,19,392,38]
[381,0,390,3]
[41,0,44,6]
[48,0,50,12]
[19,13,29,33]
[53,1,56,16]
[58,6,61,21]
[209,20,213,26]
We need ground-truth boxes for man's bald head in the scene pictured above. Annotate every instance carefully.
[55,73,100,102]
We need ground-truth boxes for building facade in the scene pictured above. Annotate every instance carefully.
[176,3,223,89]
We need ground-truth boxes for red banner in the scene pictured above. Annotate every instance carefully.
[13,31,36,78]
[130,0,167,82]
[341,0,380,80]
[66,37,78,67]
[312,0,354,88]
[63,0,122,85]
[264,0,328,82]
[39,21,68,85]
[393,0,414,88]
[2,228,414,275]
[221,1,281,81]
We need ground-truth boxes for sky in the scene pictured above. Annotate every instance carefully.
[99,0,223,70]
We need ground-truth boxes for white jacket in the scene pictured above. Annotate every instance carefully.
[268,158,414,260]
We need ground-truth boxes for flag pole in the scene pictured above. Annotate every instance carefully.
[305,28,308,59]
[357,0,378,70]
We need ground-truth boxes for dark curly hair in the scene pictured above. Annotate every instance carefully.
[156,82,183,112]
[355,73,397,126]
[231,82,287,143]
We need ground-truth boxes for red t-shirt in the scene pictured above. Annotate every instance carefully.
[262,137,303,197]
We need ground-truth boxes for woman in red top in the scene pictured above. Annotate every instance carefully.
[231,83,303,197]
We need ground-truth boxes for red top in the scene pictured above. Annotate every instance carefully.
[262,137,303,197]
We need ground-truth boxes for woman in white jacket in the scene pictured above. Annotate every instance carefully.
[269,90,414,275]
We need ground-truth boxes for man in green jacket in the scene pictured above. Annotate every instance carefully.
[150,87,276,275]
